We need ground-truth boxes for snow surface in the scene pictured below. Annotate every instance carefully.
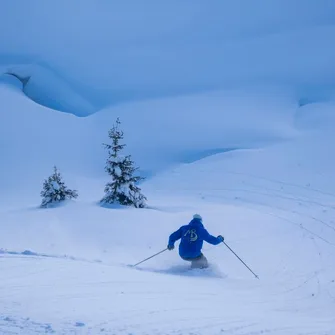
[1,80,335,333]
[1,1,335,114]
[1,2,335,334]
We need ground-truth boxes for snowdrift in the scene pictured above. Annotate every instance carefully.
[0,82,299,207]
[1,1,335,113]
[2,65,95,116]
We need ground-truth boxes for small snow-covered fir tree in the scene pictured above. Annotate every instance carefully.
[101,118,147,208]
[40,166,78,208]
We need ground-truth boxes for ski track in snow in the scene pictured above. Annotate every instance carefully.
[0,248,103,265]
[191,170,335,247]
[1,170,335,334]
[1,245,335,334]
[1,172,335,335]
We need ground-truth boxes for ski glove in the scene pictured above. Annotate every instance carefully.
[167,245,174,250]
[217,235,224,242]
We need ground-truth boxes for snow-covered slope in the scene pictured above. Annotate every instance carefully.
[1,1,335,114]
[1,146,335,334]
[1,82,335,333]
[1,1,335,334]
[0,78,298,206]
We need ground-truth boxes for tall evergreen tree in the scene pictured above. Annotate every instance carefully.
[101,118,147,208]
[40,166,78,208]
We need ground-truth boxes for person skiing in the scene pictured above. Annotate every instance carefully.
[167,214,224,269]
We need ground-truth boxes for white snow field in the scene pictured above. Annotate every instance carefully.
[1,1,335,114]
[1,77,335,334]
[1,1,335,334]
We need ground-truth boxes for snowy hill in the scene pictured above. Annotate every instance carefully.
[1,1,335,114]
[1,1,335,334]
[1,80,335,333]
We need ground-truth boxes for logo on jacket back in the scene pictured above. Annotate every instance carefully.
[184,229,198,242]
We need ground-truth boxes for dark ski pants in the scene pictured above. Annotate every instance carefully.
[182,253,209,269]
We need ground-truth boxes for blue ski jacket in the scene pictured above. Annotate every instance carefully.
[168,219,222,259]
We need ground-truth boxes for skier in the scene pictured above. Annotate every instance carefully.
[167,214,224,269]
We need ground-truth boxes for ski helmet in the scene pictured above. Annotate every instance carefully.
[193,214,202,221]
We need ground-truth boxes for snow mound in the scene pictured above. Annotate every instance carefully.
[1,64,95,116]
[1,2,335,107]
[0,83,299,207]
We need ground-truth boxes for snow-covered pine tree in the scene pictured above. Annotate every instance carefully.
[101,118,147,208]
[40,166,78,208]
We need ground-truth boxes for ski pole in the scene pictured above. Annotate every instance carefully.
[224,242,259,279]
[132,248,168,267]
